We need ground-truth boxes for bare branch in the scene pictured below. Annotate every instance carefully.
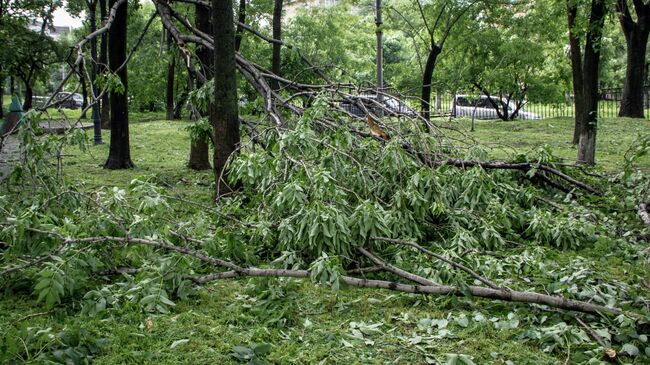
[371,236,500,289]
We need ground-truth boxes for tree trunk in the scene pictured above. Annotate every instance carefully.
[89,0,102,144]
[165,32,175,120]
[188,138,211,170]
[420,45,441,127]
[23,83,33,111]
[173,85,188,119]
[577,0,606,166]
[567,0,584,144]
[99,0,110,129]
[619,9,650,118]
[188,3,212,171]
[80,71,88,118]
[213,0,240,197]
[235,0,246,52]
[0,75,4,119]
[376,0,384,118]
[270,0,282,91]
[104,0,133,169]
[10,76,14,95]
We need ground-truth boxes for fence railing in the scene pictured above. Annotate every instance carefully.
[344,85,650,120]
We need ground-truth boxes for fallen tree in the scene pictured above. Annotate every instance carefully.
[0,0,647,345]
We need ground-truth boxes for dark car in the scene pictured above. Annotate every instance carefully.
[54,92,84,109]
[34,92,84,109]
[341,95,416,118]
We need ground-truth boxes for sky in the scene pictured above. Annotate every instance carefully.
[53,6,83,28]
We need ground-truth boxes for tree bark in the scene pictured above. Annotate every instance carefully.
[88,0,102,144]
[104,0,133,169]
[618,0,650,118]
[80,71,88,118]
[567,0,584,144]
[235,0,246,52]
[99,0,110,129]
[188,3,212,171]
[420,45,441,127]
[23,82,33,111]
[270,0,283,91]
[376,0,384,118]
[165,32,175,120]
[0,75,4,119]
[212,0,240,197]
[577,0,606,166]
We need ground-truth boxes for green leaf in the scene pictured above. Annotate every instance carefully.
[253,343,271,356]
[621,343,638,356]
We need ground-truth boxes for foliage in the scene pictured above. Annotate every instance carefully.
[125,3,179,112]
[0,111,648,363]
[283,3,375,84]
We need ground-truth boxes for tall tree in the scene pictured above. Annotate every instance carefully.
[9,25,60,111]
[270,0,283,90]
[414,0,475,125]
[235,0,246,52]
[376,0,384,116]
[87,0,103,144]
[80,67,88,118]
[212,0,240,197]
[165,31,175,120]
[0,78,4,119]
[573,0,607,165]
[104,0,133,169]
[567,0,585,144]
[188,2,211,170]
[99,0,110,129]
[617,0,650,118]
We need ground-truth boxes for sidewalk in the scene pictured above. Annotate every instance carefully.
[0,121,92,183]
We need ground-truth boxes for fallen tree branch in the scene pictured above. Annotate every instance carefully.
[439,158,599,195]
[357,246,438,286]
[192,267,622,316]
[371,236,500,289]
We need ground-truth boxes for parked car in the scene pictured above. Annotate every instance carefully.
[451,94,541,120]
[34,92,84,109]
[341,95,417,117]
[54,92,84,109]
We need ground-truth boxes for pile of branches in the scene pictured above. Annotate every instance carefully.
[1,0,648,329]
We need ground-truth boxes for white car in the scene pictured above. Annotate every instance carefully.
[451,95,541,120]
[341,95,417,118]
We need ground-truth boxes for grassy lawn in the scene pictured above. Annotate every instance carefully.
[441,116,650,171]
[1,113,648,364]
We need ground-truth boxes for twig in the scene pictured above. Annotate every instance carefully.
[371,236,500,289]
[357,247,438,286]
[574,316,609,349]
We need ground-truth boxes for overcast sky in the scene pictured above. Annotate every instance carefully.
[53,7,83,28]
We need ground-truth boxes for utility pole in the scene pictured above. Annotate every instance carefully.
[375,0,383,117]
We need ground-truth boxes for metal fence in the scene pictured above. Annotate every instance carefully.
[345,85,650,120]
[524,87,650,120]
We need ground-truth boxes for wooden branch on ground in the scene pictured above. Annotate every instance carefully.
[357,246,438,286]
[371,236,500,289]
[0,232,627,316]
[191,266,622,316]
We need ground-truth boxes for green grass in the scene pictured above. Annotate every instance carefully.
[1,113,649,364]
[440,116,650,171]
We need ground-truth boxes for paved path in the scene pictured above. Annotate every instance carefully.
[0,121,92,183]
[0,134,20,182]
